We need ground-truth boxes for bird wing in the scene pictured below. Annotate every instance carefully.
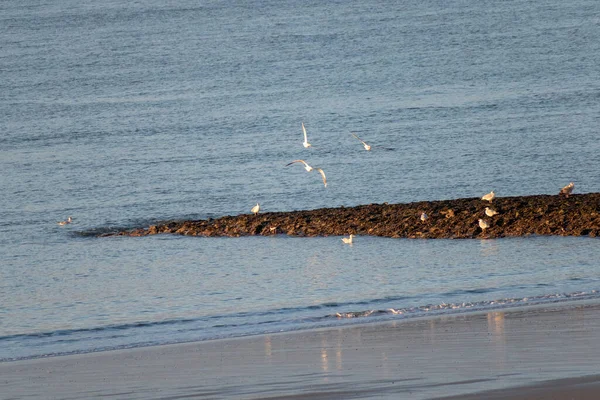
[316,168,327,187]
[351,133,365,144]
[286,159,309,168]
[352,133,368,146]
[302,123,308,142]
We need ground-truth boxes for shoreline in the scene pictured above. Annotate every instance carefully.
[106,192,600,239]
[3,290,598,364]
[3,300,600,399]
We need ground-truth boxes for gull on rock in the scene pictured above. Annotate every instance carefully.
[351,133,371,151]
[342,234,354,244]
[251,203,260,215]
[302,122,312,148]
[286,159,313,172]
[559,182,574,198]
[485,207,499,217]
[420,212,428,222]
[58,216,72,226]
[481,191,495,203]
[478,218,490,231]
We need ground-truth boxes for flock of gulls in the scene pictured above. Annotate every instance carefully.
[250,122,373,242]
[245,123,578,245]
[57,122,577,243]
[474,183,574,233]
[350,183,574,243]
[284,122,370,189]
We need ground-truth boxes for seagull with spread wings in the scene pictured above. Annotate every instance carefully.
[285,160,327,188]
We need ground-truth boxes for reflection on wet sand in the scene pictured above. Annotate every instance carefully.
[264,335,272,360]
[487,311,505,337]
[336,347,343,372]
[321,351,329,375]
[318,332,345,380]
[320,334,330,381]
[487,311,507,369]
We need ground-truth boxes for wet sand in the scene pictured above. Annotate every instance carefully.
[2,301,600,399]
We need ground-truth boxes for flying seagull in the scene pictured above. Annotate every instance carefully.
[351,133,371,151]
[302,122,311,148]
[342,234,354,244]
[286,160,326,187]
[559,182,574,198]
[251,203,260,215]
[481,190,495,203]
[286,159,313,172]
[58,216,72,226]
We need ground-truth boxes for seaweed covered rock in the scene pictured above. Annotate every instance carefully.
[108,193,600,239]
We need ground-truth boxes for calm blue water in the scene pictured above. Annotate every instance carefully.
[1,0,600,361]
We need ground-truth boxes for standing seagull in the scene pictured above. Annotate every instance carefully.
[420,212,428,222]
[478,218,490,231]
[342,234,354,244]
[485,207,499,217]
[286,159,313,172]
[316,168,327,188]
[351,133,371,151]
[559,182,574,198]
[251,203,260,215]
[302,122,312,148]
[58,216,72,226]
[481,190,495,203]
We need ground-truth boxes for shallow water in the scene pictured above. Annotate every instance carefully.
[1,0,600,361]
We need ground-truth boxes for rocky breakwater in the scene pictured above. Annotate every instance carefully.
[110,193,600,239]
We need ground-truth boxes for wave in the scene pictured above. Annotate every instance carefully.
[329,290,599,319]
[0,296,410,344]
[2,290,598,362]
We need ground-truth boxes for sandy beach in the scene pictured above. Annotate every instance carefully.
[2,301,600,399]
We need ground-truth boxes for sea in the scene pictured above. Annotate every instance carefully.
[1,0,600,362]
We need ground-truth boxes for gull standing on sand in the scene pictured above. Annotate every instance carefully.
[58,216,72,226]
[351,133,371,151]
[302,122,311,148]
[559,182,574,198]
[478,218,490,231]
[286,159,313,172]
[481,190,495,203]
[342,234,354,244]
[251,203,260,215]
[485,207,498,217]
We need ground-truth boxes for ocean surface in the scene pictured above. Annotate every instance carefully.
[1,0,600,362]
